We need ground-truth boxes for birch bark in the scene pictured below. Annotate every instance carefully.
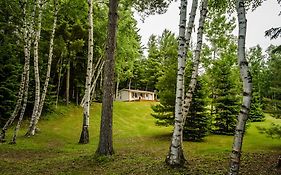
[0,0,29,142]
[10,34,31,144]
[90,61,104,102]
[181,0,198,113]
[26,0,43,136]
[79,0,94,144]
[96,0,118,155]
[80,58,104,106]
[182,0,208,124]
[229,0,252,174]
[30,0,59,135]
[165,0,187,167]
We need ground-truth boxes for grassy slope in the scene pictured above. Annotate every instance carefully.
[0,102,280,175]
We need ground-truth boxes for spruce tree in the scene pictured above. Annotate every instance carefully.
[183,79,209,141]
[211,58,240,135]
[151,30,178,126]
[247,45,265,122]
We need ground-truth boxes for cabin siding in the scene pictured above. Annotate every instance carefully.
[116,89,155,102]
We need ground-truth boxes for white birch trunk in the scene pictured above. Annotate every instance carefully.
[10,31,31,144]
[11,0,37,142]
[0,0,30,142]
[90,61,104,102]
[80,59,104,106]
[229,0,252,174]
[182,0,208,124]
[26,0,43,136]
[166,0,188,167]
[79,0,93,144]
[31,0,58,134]
[91,55,103,82]
[181,0,198,105]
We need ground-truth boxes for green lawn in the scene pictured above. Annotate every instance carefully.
[0,102,280,175]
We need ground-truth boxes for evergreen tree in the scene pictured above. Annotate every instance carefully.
[211,58,240,135]
[264,45,281,118]
[183,79,209,141]
[247,45,265,122]
[151,30,178,126]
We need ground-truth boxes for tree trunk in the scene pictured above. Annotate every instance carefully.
[128,78,131,90]
[76,86,79,105]
[183,0,198,59]
[26,0,43,137]
[10,33,31,144]
[182,0,208,124]
[228,0,252,174]
[166,0,188,167]
[55,58,63,108]
[90,61,104,102]
[91,55,103,82]
[0,0,31,142]
[66,59,70,105]
[96,0,118,156]
[30,0,58,135]
[10,0,37,143]
[79,0,94,144]
[181,0,198,112]
[80,60,104,106]
[115,77,119,99]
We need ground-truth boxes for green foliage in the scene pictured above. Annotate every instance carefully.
[183,80,210,141]
[203,9,241,135]
[115,8,142,89]
[150,30,178,125]
[263,46,281,118]
[247,45,266,122]
[0,0,23,127]
[210,58,240,135]
[257,123,281,139]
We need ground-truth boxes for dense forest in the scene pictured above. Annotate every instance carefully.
[0,0,281,174]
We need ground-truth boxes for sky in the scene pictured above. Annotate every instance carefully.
[135,1,280,52]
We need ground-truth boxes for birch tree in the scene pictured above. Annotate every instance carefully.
[182,0,208,127]
[26,0,43,136]
[182,0,198,99]
[96,0,119,155]
[79,0,94,144]
[10,0,34,143]
[28,0,59,136]
[165,0,188,167]
[0,0,32,142]
[229,0,253,174]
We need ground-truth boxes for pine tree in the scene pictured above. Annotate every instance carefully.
[183,79,209,141]
[151,30,178,126]
[212,58,240,135]
[265,46,281,118]
[248,45,265,122]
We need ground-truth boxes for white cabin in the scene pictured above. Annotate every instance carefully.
[116,89,156,102]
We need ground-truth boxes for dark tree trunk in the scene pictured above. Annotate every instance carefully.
[66,59,70,105]
[96,0,118,156]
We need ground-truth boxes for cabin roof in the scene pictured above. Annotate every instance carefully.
[119,89,155,94]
